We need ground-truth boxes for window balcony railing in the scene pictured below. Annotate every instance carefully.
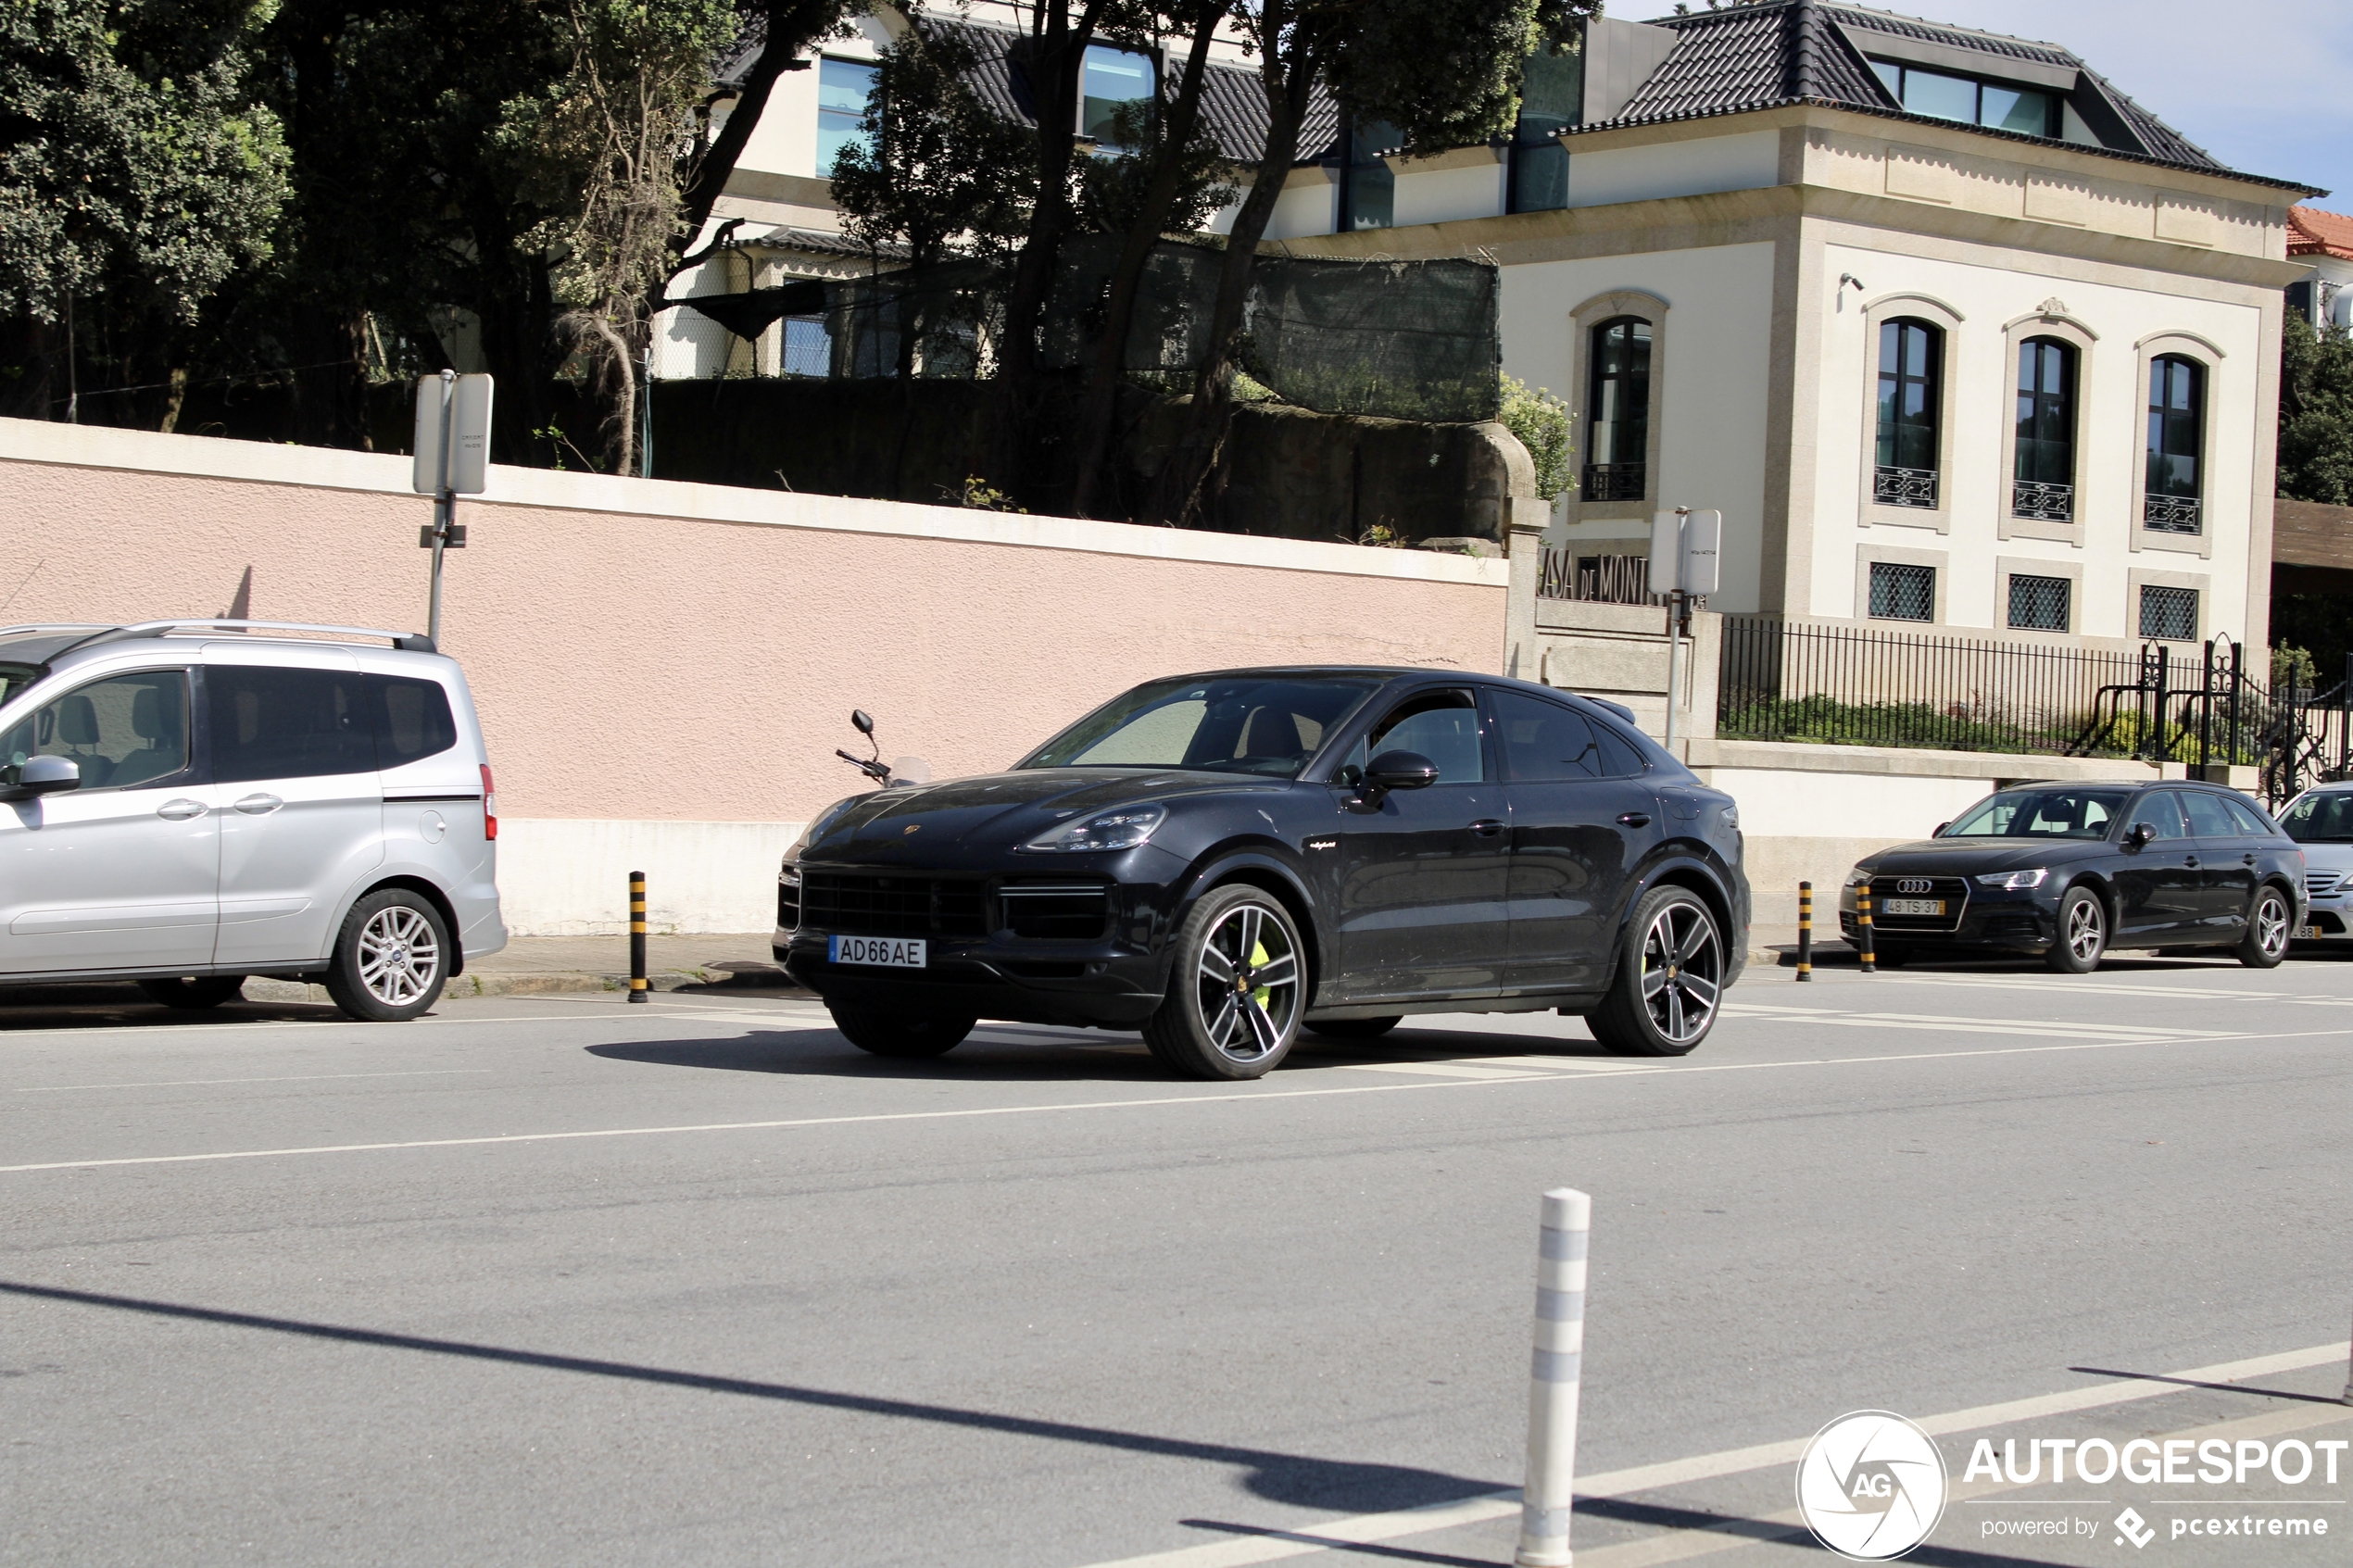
[1872,465,1939,509]
[1581,461,1645,502]
[2010,479,2073,522]
[2143,494,2202,534]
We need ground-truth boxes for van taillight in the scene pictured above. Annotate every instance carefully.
[482,763,498,840]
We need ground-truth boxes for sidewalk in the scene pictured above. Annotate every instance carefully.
[246,934,803,1005]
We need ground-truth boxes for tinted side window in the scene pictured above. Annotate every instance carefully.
[1491,689,1607,781]
[2178,791,2238,838]
[2222,797,2277,836]
[1342,689,1488,784]
[372,675,457,765]
[1587,719,1649,778]
[209,665,377,784]
[0,671,190,792]
[2126,792,2186,840]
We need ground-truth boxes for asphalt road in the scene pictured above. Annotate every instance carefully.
[2,951,2347,1568]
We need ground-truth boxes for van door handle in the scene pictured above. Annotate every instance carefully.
[156,798,208,821]
[2183,856,2199,868]
[1617,812,1652,827]
[233,794,283,816]
[2244,854,2258,865]
[1469,819,1506,838]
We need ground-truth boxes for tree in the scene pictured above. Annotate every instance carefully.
[2280,312,2353,506]
[1151,0,1601,524]
[0,0,290,420]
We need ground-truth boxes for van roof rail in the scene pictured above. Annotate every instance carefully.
[0,623,117,639]
[61,621,438,656]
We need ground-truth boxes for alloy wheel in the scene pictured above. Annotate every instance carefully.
[1639,901,1721,1047]
[2066,895,2105,963]
[2254,891,2290,960]
[1193,901,1301,1062]
[358,905,442,1007]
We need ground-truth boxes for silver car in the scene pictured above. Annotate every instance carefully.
[2278,783,2353,947]
[0,620,505,1019]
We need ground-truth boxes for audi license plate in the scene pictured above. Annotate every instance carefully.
[1881,897,1944,917]
[828,934,926,968]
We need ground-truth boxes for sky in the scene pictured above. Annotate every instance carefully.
[1657,0,2353,208]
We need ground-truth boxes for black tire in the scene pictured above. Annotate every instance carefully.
[1304,1016,1403,1041]
[321,888,450,1022]
[137,975,247,1010]
[1588,885,1724,1058]
[829,1006,975,1057]
[2045,884,2107,973]
[1141,884,1305,1080]
[2236,884,2293,969]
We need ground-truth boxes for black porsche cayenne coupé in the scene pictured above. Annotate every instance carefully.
[776,667,1750,1078]
[1836,779,2304,972]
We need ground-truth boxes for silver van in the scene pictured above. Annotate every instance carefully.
[0,620,505,1020]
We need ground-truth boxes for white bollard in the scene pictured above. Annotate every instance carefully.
[1516,1187,1591,1567]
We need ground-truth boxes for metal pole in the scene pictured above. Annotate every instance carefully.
[427,369,455,644]
[1796,882,1813,983]
[628,871,649,1004]
[2200,640,2214,774]
[1516,1187,1591,1568]
[1663,592,1682,755]
[1857,884,1876,974]
[2230,640,2244,769]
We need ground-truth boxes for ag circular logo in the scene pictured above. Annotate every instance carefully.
[1795,1411,1948,1561]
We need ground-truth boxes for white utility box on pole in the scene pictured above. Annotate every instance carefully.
[412,371,494,644]
[1647,508,1720,751]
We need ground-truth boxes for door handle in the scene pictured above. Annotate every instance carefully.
[156,798,208,821]
[1617,812,1652,827]
[2183,857,2199,868]
[1469,818,1506,838]
[233,793,283,816]
[2243,854,2258,865]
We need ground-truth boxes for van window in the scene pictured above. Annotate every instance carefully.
[209,666,377,783]
[373,676,457,765]
[0,671,190,791]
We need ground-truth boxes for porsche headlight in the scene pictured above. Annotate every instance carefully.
[1025,804,1166,853]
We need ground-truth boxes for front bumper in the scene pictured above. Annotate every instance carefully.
[778,929,1167,1026]
[1838,881,2054,953]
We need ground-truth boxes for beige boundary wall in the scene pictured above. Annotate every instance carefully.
[0,420,1506,934]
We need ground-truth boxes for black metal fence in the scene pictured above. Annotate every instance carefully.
[1717,618,2353,805]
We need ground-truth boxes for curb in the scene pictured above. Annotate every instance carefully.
[244,968,813,1005]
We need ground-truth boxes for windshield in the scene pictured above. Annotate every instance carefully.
[1018,675,1379,778]
[1944,786,2129,840]
[2279,790,2353,843]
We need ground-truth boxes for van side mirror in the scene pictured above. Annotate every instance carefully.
[1,755,80,801]
[1360,750,1440,803]
[2126,822,2156,848]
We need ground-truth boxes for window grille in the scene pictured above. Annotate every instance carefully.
[1869,562,1936,622]
[2143,494,2202,533]
[2007,574,2070,633]
[2138,585,2197,643]
[1873,466,1939,508]
[2011,480,2072,521]
[1581,462,1645,502]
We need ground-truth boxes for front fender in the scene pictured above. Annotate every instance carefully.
[1165,842,1326,997]
[1618,843,1749,989]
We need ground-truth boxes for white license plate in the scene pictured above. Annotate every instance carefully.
[828,934,927,968]
[1881,897,1944,917]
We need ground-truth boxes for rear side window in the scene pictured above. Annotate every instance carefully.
[207,667,459,784]
[2178,791,2238,838]
[2221,797,2277,836]
[1492,689,1612,781]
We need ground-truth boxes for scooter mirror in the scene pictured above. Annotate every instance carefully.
[851,709,875,735]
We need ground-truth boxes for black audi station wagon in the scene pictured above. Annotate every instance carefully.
[1836,780,2304,972]
[777,667,1749,1079]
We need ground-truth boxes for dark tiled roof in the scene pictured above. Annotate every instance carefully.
[1595,1,2315,193]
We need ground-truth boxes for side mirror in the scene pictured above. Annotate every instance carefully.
[1,755,80,802]
[1361,750,1440,802]
[851,709,875,736]
[2126,822,2156,848]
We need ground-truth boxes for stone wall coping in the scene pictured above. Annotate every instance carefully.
[0,417,1508,588]
[1680,736,2162,782]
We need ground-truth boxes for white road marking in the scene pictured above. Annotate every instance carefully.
[14,1069,493,1094]
[4,1023,2347,1177]
[0,1012,612,1043]
[1066,1341,2353,1568]
[1328,1060,1546,1081]
[1723,1002,2220,1040]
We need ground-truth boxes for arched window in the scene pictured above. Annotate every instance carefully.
[1874,318,1942,508]
[2012,336,2076,521]
[1583,317,1650,501]
[2145,355,2205,533]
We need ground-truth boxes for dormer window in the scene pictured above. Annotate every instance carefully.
[1869,60,2058,138]
[1080,44,1155,147]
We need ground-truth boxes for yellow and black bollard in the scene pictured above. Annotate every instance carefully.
[628,870,649,1003]
[1796,882,1813,982]
[1857,884,1876,974]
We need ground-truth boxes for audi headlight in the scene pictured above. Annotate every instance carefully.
[1024,804,1166,853]
[1843,866,1872,888]
[1974,868,2050,891]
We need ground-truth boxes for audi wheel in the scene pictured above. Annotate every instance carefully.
[2045,885,2107,974]
[2236,885,2292,969]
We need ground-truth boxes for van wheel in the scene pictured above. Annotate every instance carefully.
[322,890,449,1022]
[1589,886,1723,1057]
[137,976,247,1010]
[1305,1016,1402,1041]
[829,1007,974,1058]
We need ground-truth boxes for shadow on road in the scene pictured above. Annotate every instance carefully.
[0,1277,1503,1517]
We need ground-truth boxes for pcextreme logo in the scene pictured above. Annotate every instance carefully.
[1795,1411,1950,1561]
